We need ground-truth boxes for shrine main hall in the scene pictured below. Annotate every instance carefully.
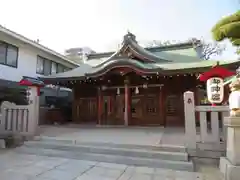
[41,32,239,127]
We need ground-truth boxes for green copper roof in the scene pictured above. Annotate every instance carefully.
[41,59,240,81]
[87,32,201,65]
[149,45,200,62]
[86,58,159,78]
[164,48,198,56]
[85,47,201,66]
[40,33,240,81]
[151,51,201,63]
[157,59,239,70]
[87,39,196,61]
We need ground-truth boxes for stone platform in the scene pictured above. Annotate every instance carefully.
[0,150,222,180]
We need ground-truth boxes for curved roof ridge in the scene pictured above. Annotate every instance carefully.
[91,32,172,68]
[86,58,159,77]
[87,39,199,60]
[129,40,171,62]
[93,43,128,68]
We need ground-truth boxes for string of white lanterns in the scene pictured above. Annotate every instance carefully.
[52,73,201,89]
[57,73,199,85]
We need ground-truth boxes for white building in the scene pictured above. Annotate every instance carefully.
[0,25,79,105]
[0,25,78,82]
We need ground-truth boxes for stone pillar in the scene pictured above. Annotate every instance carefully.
[183,91,197,149]
[220,117,240,180]
[27,86,40,135]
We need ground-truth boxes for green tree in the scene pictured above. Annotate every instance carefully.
[212,10,240,54]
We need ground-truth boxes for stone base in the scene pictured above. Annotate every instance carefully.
[224,117,240,127]
[224,117,240,165]
[220,157,240,180]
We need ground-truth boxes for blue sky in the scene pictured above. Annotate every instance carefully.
[0,0,239,59]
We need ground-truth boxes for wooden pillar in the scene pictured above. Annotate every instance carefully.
[108,96,111,114]
[97,87,103,125]
[124,79,131,126]
[194,87,199,105]
[159,86,165,126]
[128,86,131,125]
[72,87,75,122]
[72,86,78,123]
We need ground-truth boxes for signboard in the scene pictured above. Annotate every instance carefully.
[206,77,224,104]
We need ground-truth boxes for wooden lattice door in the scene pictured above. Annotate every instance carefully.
[130,95,143,125]
[77,98,97,123]
[115,95,124,124]
[165,95,184,126]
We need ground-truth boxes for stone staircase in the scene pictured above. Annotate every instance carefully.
[14,136,196,172]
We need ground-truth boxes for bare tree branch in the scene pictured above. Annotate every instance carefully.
[200,39,226,60]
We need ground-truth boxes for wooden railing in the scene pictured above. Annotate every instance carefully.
[0,101,31,136]
[184,91,229,149]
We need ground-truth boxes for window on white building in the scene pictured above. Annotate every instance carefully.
[0,41,18,68]
[57,64,64,73]
[43,59,51,75]
[36,56,44,74]
[51,62,57,74]
[37,55,68,75]
[0,43,6,64]
[64,67,70,72]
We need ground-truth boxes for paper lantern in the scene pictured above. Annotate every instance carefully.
[199,65,235,105]
[117,88,120,95]
[135,87,139,94]
[206,77,224,104]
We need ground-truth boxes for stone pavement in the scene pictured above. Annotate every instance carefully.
[0,150,222,180]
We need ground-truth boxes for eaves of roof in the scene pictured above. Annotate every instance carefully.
[40,59,240,81]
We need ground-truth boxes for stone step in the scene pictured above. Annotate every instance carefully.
[33,136,186,153]
[14,146,194,172]
[24,141,189,162]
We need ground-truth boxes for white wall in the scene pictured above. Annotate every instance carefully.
[0,31,75,82]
